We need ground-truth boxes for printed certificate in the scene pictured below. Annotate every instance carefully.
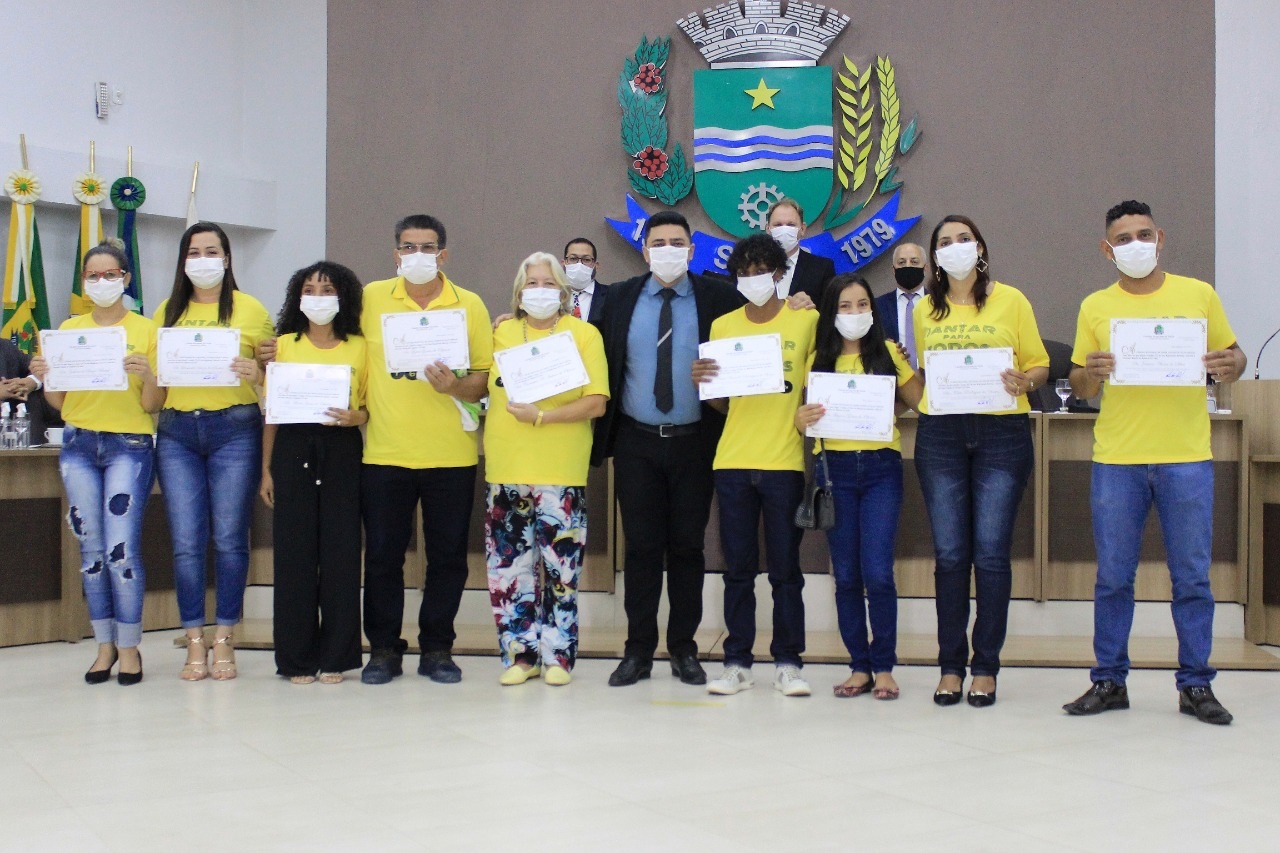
[39,327,129,392]
[697,333,785,400]
[493,331,589,404]
[805,371,896,442]
[382,310,469,373]
[924,347,1016,414]
[264,362,352,424]
[156,327,240,387]
[1109,318,1207,386]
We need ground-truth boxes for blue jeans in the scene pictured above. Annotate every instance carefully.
[915,413,1033,678]
[157,404,262,628]
[823,448,903,674]
[1090,461,1216,689]
[715,468,806,668]
[59,426,155,648]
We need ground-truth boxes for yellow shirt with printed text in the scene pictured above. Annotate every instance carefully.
[271,333,368,411]
[362,274,494,468]
[912,281,1049,415]
[154,292,274,412]
[711,304,818,472]
[484,316,609,486]
[58,312,158,435]
[1072,273,1235,464]
[811,346,914,452]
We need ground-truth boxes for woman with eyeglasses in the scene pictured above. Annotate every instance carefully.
[912,215,1049,708]
[484,252,608,686]
[154,222,274,681]
[30,240,164,685]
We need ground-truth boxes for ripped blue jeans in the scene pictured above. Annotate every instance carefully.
[59,426,156,648]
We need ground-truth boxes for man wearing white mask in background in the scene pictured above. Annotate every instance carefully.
[875,241,927,369]
[766,197,836,304]
[592,210,742,687]
[562,237,610,326]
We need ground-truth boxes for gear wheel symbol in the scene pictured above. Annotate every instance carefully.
[738,182,784,231]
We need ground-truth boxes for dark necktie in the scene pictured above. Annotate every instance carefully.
[654,288,675,414]
[572,291,581,319]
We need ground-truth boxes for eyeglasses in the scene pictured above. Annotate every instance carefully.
[564,255,596,265]
[83,269,125,283]
[397,243,439,255]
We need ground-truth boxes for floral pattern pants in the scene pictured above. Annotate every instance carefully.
[485,483,586,670]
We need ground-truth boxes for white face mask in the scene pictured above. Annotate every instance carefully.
[770,225,800,253]
[647,245,689,282]
[85,277,125,308]
[563,262,594,291]
[300,294,339,326]
[834,311,875,341]
[1109,239,1158,279]
[398,251,438,285]
[185,256,226,290]
[934,242,980,280]
[736,271,777,306]
[520,287,563,320]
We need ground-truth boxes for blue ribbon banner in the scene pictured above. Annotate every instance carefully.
[606,190,920,276]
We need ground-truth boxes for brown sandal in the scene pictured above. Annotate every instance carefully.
[211,634,237,680]
[181,635,209,682]
[833,673,874,698]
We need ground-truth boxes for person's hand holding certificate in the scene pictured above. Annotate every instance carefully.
[696,333,785,400]
[805,372,896,442]
[38,327,129,392]
[265,362,352,424]
[1109,318,1207,386]
[493,331,589,404]
[156,327,240,387]
[382,310,469,373]
[924,347,1016,414]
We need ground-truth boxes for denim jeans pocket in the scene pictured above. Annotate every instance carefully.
[120,433,155,450]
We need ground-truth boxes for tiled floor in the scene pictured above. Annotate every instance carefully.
[2,635,1279,852]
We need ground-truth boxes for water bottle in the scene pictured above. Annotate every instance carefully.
[0,402,14,450]
[13,403,29,449]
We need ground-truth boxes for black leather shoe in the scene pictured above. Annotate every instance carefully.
[669,653,707,685]
[608,656,652,687]
[85,648,118,685]
[118,653,143,687]
[1063,680,1129,715]
[933,676,963,706]
[361,648,404,685]
[418,651,462,684]
[1179,685,1233,725]
[967,678,997,708]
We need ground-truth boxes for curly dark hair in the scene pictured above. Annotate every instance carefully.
[275,261,363,340]
[811,274,898,378]
[726,233,788,277]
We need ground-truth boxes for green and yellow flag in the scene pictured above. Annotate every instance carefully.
[69,171,107,316]
[2,168,50,355]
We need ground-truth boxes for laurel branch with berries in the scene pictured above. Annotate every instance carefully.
[618,36,693,205]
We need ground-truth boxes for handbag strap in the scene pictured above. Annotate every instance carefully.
[816,438,833,490]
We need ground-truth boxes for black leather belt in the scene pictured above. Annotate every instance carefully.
[621,416,699,438]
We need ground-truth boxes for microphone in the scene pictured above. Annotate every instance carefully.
[1254,326,1280,380]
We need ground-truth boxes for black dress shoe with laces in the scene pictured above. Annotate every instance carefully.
[1063,680,1129,715]
[608,655,652,687]
[669,653,707,685]
[1179,685,1233,725]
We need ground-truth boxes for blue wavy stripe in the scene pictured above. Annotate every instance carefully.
[693,147,833,164]
[693,133,834,148]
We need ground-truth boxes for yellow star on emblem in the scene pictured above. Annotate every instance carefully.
[744,78,780,110]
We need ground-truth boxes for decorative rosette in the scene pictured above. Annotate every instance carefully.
[72,171,107,204]
[632,146,669,180]
[110,176,146,210]
[4,169,41,204]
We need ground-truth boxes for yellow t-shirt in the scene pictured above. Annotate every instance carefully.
[58,312,158,435]
[272,333,368,411]
[484,316,609,486]
[362,274,495,468]
[913,281,1049,415]
[711,304,818,472]
[1072,273,1235,464]
[811,346,915,452]
[154,291,274,412]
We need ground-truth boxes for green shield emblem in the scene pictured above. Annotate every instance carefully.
[693,66,834,237]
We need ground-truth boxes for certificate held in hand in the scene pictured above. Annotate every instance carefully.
[493,331,589,404]
[39,327,129,392]
[264,362,352,424]
[805,372,896,442]
[923,347,1016,414]
[1109,318,1207,386]
[382,309,470,373]
[156,327,241,387]
[697,333,785,400]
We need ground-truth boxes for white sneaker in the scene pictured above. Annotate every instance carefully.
[774,664,811,697]
[706,664,754,695]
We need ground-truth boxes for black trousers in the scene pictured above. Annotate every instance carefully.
[361,462,476,654]
[271,424,364,676]
[612,420,716,659]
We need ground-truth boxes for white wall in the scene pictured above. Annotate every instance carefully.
[0,0,325,327]
[1217,0,1280,377]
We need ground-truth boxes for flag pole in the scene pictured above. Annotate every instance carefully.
[127,145,133,177]
[90,140,95,172]
[191,161,199,194]
[19,133,27,170]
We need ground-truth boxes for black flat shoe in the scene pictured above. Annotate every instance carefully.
[933,677,963,706]
[1179,685,1233,725]
[118,652,143,687]
[967,684,997,708]
[608,655,652,687]
[85,649,118,684]
[669,652,707,685]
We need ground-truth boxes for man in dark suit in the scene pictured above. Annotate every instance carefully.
[1,337,55,440]
[592,210,742,687]
[874,241,927,370]
[766,197,836,305]
[562,238,609,325]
